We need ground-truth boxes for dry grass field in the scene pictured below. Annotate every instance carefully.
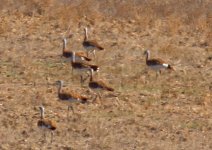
[0,0,211,149]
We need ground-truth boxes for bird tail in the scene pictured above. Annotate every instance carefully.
[168,65,175,71]
[90,65,99,72]
[98,46,104,50]
[50,126,56,130]
[83,56,92,61]
[106,87,114,91]
[80,97,88,104]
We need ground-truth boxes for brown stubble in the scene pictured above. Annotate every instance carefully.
[0,0,211,149]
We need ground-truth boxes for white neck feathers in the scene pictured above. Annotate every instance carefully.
[63,38,67,50]
[84,28,88,41]
[39,106,45,119]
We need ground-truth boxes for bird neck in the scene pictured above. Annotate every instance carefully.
[58,81,63,95]
[90,69,93,81]
[84,28,88,41]
[40,108,44,119]
[63,39,67,53]
[146,51,150,62]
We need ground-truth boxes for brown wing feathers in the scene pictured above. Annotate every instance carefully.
[62,38,92,61]
[64,49,92,61]
[89,69,114,91]
[146,58,166,66]
[57,81,88,103]
[89,80,114,91]
[75,51,92,61]
[145,50,174,70]
[147,58,174,70]
[59,90,88,102]
[37,106,57,131]
[72,61,99,72]
[37,119,56,130]
[63,51,72,58]
[83,40,104,50]
[83,27,104,50]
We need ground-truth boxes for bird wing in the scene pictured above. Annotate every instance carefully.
[76,51,87,56]
[72,62,99,71]
[76,51,92,61]
[84,40,104,50]
[90,80,114,91]
[81,62,99,70]
[60,90,88,102]
[148,58,167,65]
[70,90,88,100]
[38,119,56,130]
[63,50,72,57]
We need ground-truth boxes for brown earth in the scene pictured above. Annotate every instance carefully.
[0,0,212,149]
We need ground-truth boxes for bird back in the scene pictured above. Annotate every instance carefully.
[83,40,104,50]
[146,58,166,66]
[37,119,56,130]
[89,80,114,91]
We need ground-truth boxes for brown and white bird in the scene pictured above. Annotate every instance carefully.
[88,68,114,104]
[37,106,56,143]
[62,38,92,61]
[144,50,174,77]
[71,51,99,85]
[82,27,104,58]
[55,80,88,115]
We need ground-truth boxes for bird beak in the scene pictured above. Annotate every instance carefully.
[143,51,146,55]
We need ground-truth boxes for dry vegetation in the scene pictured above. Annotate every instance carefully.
[0,0,212,149]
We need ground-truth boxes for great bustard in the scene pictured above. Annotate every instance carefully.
[82,27,104,58]
[55,80,88,116]
[37,106,56,143]
[62,38,92,61]
[88,68,114,104]
[71,51,99,86]
[144,50,174,78]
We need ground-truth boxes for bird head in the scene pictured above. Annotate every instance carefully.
[39,106,44,112]
[144,49,150,55]
[55,80,64,86]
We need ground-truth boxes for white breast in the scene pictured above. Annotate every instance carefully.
[149,65,167,70]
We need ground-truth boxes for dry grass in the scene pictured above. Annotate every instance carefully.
[0,0,212,150]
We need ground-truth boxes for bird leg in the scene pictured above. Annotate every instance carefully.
[86,50,89,57]
[39,128,45,143]
[68,105,75,117]
[97,92,103,105]
[80,75,84,87]
[43,129,47,143]
[67,105,75,120]
[50,131,54,143]
[115,97,121,106]
[92,94,98,103]
[84,72,90,81]
[80,73,90,86]
[156,71,160,79]
[71,67,74,81]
